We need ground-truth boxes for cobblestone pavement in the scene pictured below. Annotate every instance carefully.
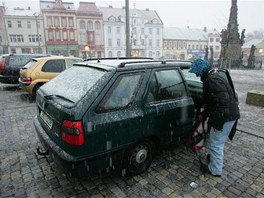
[1,69,264,198]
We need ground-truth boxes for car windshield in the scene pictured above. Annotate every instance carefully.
[40,66,106,105]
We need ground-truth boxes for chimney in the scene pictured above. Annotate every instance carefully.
[109,5,112,8]
[145,8,149,11]
[203,26,207,32]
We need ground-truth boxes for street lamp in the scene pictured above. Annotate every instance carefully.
[85,45,90,59]
[33,13,41,54]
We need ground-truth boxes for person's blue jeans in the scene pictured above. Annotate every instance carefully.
[208,120,236,176]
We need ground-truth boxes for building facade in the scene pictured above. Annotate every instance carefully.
[163,27,208,60]
[76,2,104,59]
[207,29,221,61]
[99,6,163,58]
[0,6,8,54]
[3,6,46,54]
[40,0,78,56]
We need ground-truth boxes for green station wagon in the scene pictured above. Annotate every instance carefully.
[33,58,236,177]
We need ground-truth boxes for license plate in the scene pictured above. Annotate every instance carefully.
[40,111,53,130]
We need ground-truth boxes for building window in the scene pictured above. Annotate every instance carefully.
[69,31,74,40]
[63,31,68,40]
[215,46,220,50]
[108,26,111,34]
[95,21,101,29]
[156,39,160,47]
[116,27,120,34]
[29,35,42,42]
[17,21,22,28]
[48,31,53,40]
[62,17,67,27]
[188,44,191,49]
[196,45,199,50]
[54,17,60,27]
[169,41,172,49]
[156,28,160,35]
[141,39,144,45]
[216,38,220,42]
[55,30,60,40]
[149,51,152,57]
[68,17,74,27]
[10,35,24,42]
[7,21,12,28]
[87,21,93,30]
[21,48,31,53]
[149,28,152,35]
[117,51,121,57]
[108,38,112,47]
[11,48,16,54]
[95,34,100,45]
[210,38,214,42]
[192,44,194,50]
[108,51,112,57]
[141,28,144,34]
[27,21,31,28]
[117,39,121,47]
[149,39,152,47]
[80,20,85,29]
[47,16,52,27]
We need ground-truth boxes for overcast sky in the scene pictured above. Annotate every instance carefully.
[1,0,263,33]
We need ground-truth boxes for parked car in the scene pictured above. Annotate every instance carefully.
[0,54,51,84]
[19,56,83,96]
[33,58,236,177]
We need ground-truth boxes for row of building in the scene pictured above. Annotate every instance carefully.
[0,0,263,62]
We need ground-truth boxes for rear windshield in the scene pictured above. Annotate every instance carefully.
[22,59,38,70]
[40,66,107,105]
[10,55,35,66]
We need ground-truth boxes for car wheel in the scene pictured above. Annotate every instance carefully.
[125,140,155,176]
[32,83,42,98]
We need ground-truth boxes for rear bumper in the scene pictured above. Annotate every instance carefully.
[33,116,125,176]
[0,74,19,84]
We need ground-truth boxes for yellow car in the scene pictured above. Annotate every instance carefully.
[19,56,83,96]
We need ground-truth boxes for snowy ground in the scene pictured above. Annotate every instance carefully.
[229,69,264,135]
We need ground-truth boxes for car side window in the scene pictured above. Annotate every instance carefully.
[42,60,65,72]
[97,73,142,112]
[66,59,81,68]
[146,69,187,103]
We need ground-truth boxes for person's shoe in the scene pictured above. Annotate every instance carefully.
[200,163,221,177]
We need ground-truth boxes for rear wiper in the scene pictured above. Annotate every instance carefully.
[44,94,74,103]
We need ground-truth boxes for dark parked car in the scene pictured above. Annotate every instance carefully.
[33,58,236,177]
[0,54,50,84]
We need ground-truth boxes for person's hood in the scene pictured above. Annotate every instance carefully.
[189,58,211,76]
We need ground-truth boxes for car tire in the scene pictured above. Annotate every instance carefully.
[32,83,42,98]
[124,139,155,176]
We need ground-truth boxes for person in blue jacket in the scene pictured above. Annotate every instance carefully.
[189,58,240,177]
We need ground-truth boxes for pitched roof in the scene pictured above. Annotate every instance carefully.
[99,6,163,25]
[242,39,263,48]
[76,2,102,17]
[164,27,208,41]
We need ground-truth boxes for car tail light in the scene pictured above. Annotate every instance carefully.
[22,77,32,83]
[61,120,84,146]
[1,57,6,74]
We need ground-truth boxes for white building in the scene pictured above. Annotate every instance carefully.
[4,6,46,54]
[163,27,208,60]
[99,6,163,58]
